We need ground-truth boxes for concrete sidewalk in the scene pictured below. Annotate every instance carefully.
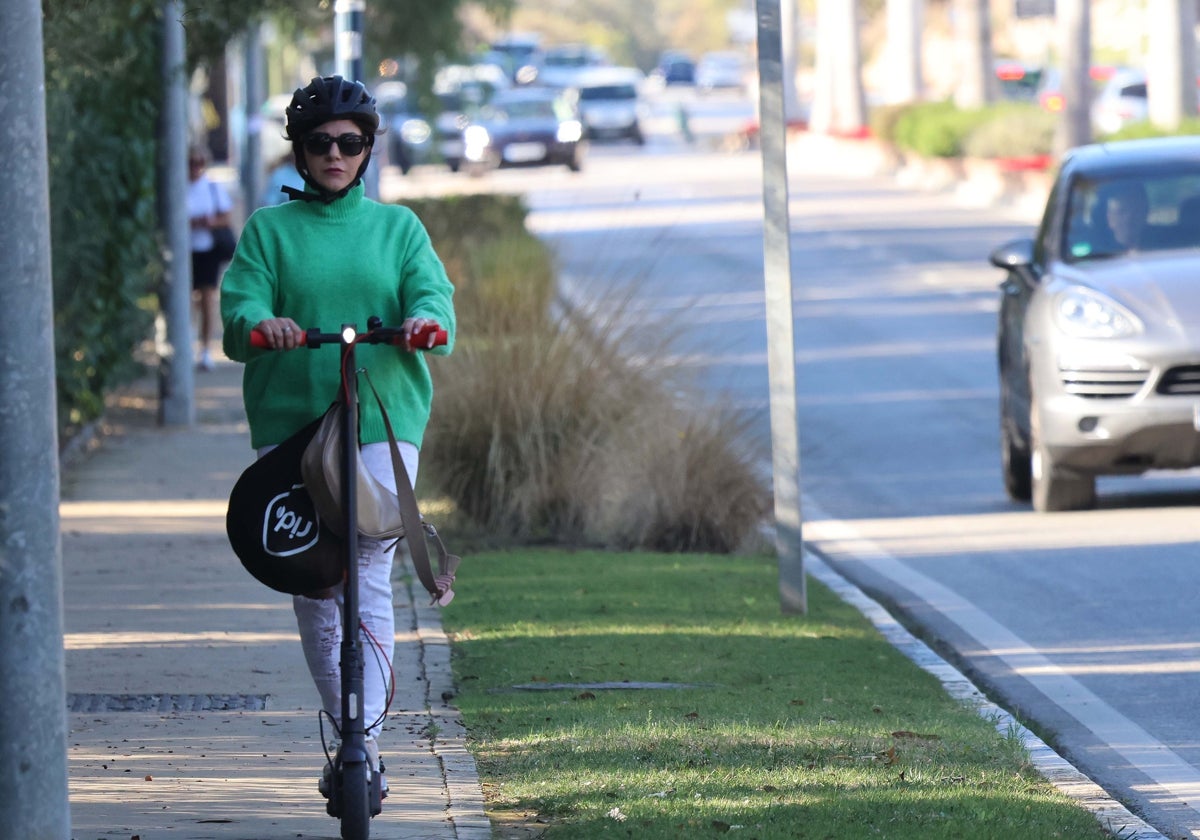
[61,358,489,839]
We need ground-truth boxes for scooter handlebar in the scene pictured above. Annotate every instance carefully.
[249,322,447,350]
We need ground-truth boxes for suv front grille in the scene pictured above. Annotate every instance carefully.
[1060,367,1149,398]
[1157,365,1200,395]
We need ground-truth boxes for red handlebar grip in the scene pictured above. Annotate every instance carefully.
[407,324,448,349]
[249,329,307,348]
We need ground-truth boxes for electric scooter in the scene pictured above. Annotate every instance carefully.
[252,316,447,839]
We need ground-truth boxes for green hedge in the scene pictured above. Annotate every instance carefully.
[875,99,1056,159]
[44,3,164,441]
[1102,116,1200,141]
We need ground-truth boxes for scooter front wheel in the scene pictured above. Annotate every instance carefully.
[340,761,371,840]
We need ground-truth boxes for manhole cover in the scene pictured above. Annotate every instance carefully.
[67,693,269,712]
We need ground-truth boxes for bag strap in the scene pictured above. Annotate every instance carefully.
[361,372,460,603]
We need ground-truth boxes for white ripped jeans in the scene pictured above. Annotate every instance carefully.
[259,440,418,740]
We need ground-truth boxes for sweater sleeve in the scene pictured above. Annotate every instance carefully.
[398,211,457,356]
[220,213,280,362]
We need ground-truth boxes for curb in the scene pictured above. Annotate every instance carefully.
[409,573,491,838]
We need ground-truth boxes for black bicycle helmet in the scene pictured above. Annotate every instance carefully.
[284,75,379,202]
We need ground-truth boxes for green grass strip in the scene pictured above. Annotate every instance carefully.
[440,549,1113,839]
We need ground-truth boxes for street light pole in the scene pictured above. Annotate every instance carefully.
[157,0,195,426]
[335,0,379,198]
[0,0,71,833]
[756,0,806,615]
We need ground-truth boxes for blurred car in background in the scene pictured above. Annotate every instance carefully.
[374,81,434,174]
[652,50,696,86]
[535,43,609,88]
[458,86,586,175]
[990,136,1200,511]
[695,51,750,93]
[484,33,543,84]
[1035,64,1116,114]
[1091,67,1149,135]
[432,64,510,172]
[573,66,646,144]
[994,60,1044,102]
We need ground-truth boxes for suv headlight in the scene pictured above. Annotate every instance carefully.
[463,125,490,145]
[557,120,583,143]
[1054,286,1142,338]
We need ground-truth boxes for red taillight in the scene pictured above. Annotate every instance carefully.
[996,63,1026,81]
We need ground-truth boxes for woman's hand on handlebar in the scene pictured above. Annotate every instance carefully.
[403,317,442,350]
[253,317,303,350]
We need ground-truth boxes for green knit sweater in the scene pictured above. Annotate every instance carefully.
[221,184,456,450]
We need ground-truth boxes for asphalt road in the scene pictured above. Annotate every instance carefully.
[380,95,1200,839]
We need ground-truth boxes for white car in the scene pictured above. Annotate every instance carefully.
[695,51,749,93]
[1090,67,1148,136]
[572,67,646,145]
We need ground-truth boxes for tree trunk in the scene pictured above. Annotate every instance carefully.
[884,0,924,104]
[1146,0,1198,129]
[809,0,867,134]
[1055,0,1091,153]
[952,0,996,109]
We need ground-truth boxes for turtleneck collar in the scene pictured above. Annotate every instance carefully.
[289,182,367,221]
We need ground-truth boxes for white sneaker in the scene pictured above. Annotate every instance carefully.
[197,350,215,372]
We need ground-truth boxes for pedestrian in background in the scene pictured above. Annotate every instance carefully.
[261,150,305,207]
[188,145,234,371]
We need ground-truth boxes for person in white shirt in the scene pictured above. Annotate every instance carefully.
[187,145,234,371]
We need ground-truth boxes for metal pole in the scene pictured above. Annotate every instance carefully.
[0,0,71,834]
[756,0,806,615]
[335,0,378,200]
[243,21,264,212]
[158,0,195,425]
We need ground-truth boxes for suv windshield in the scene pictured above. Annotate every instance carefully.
[1064,171,1200,261]
[579,84,636,101]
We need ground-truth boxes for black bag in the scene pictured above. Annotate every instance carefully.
[208,181,237,263]
[226,415,345,596]
[212,225,237,263]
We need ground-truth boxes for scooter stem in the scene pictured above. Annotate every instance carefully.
[339,326,367,761]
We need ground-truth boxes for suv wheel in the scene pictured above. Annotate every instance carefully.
[1030,393,1096,512]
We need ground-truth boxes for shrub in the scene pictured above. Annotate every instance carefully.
[962,102,1057,158]
[891,101,978,157]
[1103,117,1200,142]
[404,196,771,553]
[887,100,1055,160]
[868,102,911,146]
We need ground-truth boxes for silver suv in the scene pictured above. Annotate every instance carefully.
[573,67,646,145]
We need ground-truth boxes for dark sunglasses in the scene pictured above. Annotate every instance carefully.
[302,132,369,157]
